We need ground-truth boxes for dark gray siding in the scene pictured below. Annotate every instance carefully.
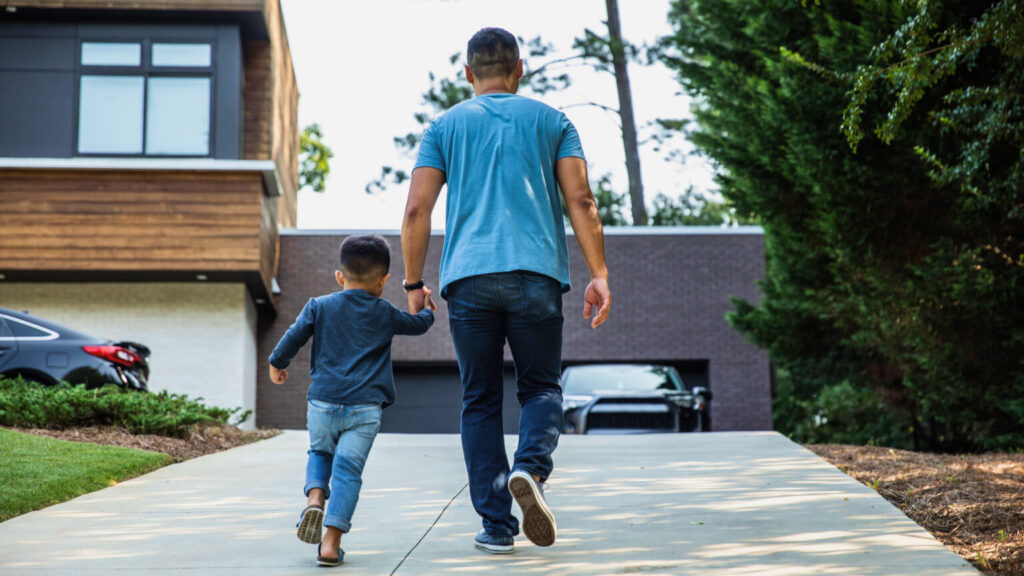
[257,230,772,433]
[0,20,241,159]
[0,25,76,157]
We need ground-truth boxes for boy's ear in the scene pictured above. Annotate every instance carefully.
[335,270,344,287]
[379,272,391,289]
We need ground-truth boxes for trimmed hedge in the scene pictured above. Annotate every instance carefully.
[0,376,250,438]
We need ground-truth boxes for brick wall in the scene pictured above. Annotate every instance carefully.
[257,229,772,431]
[0,282,257,428]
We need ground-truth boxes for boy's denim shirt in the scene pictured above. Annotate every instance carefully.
[268,289,434,407]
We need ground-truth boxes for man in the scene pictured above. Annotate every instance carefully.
[401,27,611,554]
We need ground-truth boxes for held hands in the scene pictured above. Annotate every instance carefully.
[407,286,438,313]
[269,365,288,385]
[583,276,611,329]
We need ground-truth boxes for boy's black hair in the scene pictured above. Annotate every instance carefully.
[467,27,519,80]
[339,234,390,282]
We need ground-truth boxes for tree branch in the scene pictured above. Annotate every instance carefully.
[523,54,590,80]
[561,101,620,115]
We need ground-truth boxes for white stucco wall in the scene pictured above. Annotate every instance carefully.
[0,282,257,429]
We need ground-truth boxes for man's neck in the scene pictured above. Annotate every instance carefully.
[473,77,517,96]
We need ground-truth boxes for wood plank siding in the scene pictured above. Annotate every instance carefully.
[268,0,299,227]
[0,170,268,276]
[243,41,273,162]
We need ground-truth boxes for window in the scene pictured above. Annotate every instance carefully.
[76,41,213,157]
[81,42,141,66]
[152,43,211,67]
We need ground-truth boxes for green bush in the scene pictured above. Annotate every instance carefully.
[0,376,250,438]
[774,370,913,449]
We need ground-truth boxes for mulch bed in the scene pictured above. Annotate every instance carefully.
[5,424,280,462]
[808,444,1024,576]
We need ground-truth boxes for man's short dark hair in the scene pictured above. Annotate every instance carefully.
[467,27,519,80]
[339,234,390,282]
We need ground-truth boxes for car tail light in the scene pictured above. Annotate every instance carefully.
[83,345,141,367]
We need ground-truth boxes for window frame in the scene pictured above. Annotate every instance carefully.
[73,38,217,159]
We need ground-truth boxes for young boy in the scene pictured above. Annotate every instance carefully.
[268,234,435,567]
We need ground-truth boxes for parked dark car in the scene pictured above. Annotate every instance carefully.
[0,307,150,390]
[560,364,711,434]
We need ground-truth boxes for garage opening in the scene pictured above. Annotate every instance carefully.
[386,360,710,434]
[385,363,520,433]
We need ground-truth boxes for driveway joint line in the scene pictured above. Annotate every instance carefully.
[389,481,469,575]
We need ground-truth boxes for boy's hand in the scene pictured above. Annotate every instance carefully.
[269,365,288,385]
[423,286,438,311]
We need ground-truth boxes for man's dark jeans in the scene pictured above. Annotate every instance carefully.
[445,271,564,537]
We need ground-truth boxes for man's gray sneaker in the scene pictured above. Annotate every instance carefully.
[474,529,514,554]
[507,470,557,547]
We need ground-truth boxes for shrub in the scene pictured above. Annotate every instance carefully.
[774,370,913,449]
[0,376,251,438]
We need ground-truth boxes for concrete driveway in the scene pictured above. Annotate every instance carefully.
[0,431,979,575]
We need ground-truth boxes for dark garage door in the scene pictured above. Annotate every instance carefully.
[384,364,521,433]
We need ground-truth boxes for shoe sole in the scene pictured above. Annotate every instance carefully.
[508,473,557,547]
[474,542,515,555]
[297,507,324,544]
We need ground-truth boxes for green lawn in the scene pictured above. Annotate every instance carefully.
[0,428,172,522]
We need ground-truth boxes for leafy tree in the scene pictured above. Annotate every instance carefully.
[592,174,631,226]
[660,0,1024,451]
[298,123,333,193]
[650,187,751,227]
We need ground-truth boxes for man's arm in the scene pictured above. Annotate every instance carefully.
[557,156,611,329]
[401,166,445,313]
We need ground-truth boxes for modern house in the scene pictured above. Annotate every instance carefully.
[0,0,299,426]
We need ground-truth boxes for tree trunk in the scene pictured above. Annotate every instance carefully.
[605,0,646,225]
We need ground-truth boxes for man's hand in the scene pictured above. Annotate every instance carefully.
[583,277,611,329]
[269,365,288,385]
[408,286,438,313]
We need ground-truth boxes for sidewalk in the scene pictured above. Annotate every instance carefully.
[0,431,979,575]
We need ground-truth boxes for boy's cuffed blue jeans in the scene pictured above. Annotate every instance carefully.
[445,271,564,537]
[304,399,382,533]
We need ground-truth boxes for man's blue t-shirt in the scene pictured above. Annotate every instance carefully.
[414,93,585,297]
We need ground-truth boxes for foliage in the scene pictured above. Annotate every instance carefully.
[592,174,631,226]
[650,186,753,227]
[0,428,171,522]
[0,376,250,438]
[298,123,333,193]
[773,371,912,449]
[661,0,1024,451]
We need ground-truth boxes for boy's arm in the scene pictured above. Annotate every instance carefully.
[391,305,435,336]
[268,298,317,370]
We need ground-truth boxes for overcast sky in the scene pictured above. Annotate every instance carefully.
[280,0,715,230]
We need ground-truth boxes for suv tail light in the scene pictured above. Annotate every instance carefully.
[83,345,141,367]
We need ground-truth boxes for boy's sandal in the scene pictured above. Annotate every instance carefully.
[317,543,344,567]
[296,505,324,544]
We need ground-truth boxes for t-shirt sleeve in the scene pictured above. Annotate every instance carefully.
[556,114,585,161]
[413,120,447,173]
